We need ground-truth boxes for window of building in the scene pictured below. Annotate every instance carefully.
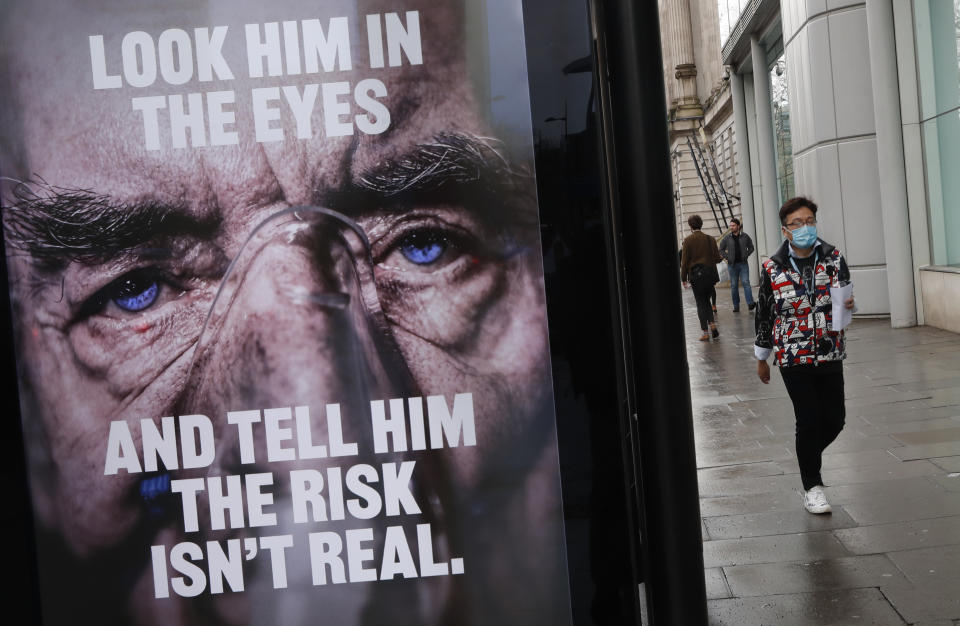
[915,0,960,266]
[718,0,750,47]
[770,53,794,204]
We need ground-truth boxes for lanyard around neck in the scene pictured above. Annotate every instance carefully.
[789,250,818,284]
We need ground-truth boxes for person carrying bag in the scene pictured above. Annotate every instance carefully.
[680,214,723,341]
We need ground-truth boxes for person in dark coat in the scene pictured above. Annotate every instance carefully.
[719,217,756,312]
[680,214,722,341]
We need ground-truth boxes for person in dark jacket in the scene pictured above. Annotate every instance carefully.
[755,197,856,514]
[719,217,756,312]
[681,214,722,341]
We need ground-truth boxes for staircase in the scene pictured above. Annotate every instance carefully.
[685,132,739,233]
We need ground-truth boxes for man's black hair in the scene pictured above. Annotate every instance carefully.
[779,196,818,225]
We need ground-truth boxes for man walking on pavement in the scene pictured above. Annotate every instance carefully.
[754,197,856,514]
[719,217,756,312]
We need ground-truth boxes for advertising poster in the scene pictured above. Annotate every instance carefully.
[0,1,572,624]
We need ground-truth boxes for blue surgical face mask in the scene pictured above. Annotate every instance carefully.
[789,225,817,249]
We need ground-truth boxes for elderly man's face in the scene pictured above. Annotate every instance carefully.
[2,0,551,563]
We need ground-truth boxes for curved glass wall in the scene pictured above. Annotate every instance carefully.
[915,0,960,266]
[770,53,794,204]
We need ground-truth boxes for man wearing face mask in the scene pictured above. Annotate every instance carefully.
[754,197,856,515]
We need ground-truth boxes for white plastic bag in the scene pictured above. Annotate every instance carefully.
[716,262,729,283]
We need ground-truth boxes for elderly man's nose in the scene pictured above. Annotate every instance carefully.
[182,214,412,418]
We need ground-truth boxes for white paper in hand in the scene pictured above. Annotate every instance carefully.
[830,283,853,331]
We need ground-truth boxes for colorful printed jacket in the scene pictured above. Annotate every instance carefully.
[754,239,850,367]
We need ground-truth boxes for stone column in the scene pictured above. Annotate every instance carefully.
[866,0,917,327]
[750,35,782,253]
[730,70,759,282]
[667,0,702,117]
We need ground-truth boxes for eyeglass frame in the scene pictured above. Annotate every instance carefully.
[783,218,817,230]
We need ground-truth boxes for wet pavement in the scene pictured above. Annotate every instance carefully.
[683,286,960,625]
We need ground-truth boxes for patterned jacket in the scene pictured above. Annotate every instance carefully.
[754,239,850,367]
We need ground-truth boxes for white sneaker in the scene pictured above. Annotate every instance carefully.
[803,485,832,514]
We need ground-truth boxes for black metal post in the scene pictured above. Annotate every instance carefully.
[591,0,708,624]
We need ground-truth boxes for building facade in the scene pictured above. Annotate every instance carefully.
[660,0,741,246]
[664,0,960,332]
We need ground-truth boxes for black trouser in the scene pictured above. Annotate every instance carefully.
[779,361,845,490]
[691,281,715,331]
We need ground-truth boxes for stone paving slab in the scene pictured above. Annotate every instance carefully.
[820,448,906,469]
[931,473,960,491]
[864,369,960,386]
[860,406,960,426]
[703,531,850,568]
[821,459,944,485]
[890,441,960,461]
[750,434,906,458]
[698,461,789,482]
[694,430,788,450]
[703,507,858,540]
[694,433,782,451]
[880,583,960,624]
[696,445,796,468]
[703,476,946,509]
[931,456,960,472]
[848,398,937,418]
[729,397,796,415]
[886,544,960,583]
[707,588,906,625]
[890,376,960,393]
[697,473,803,498]
[854,416,960,437]
[843,384,933,400]
[822,476,948,505]
[842,491,960,525]
[814,434,906,454]
[684,289,960,624]
[928,388,960,408]
[704,567,732,600]
[722,554,909,597]
[700,492,798,517]
[737,419,796,436]
[890,426,960,445]
[845,390,934,408]
[833,515,960,554]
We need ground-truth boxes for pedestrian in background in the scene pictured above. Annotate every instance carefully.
[681,214,722,341]
[719,217,756,312]
[754,197,856,514]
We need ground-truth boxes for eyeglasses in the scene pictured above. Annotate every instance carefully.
[784,218,817,230]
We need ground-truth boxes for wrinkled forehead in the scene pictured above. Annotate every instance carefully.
[0,0,479,208]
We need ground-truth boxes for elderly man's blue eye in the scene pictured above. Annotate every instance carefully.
[400,232,447,265]
[112,278,159,312]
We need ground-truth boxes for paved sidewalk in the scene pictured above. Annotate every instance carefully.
[683,287,960,625]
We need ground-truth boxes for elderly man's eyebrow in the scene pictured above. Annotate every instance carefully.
[327,132,537,225]
[2,185,217,270]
